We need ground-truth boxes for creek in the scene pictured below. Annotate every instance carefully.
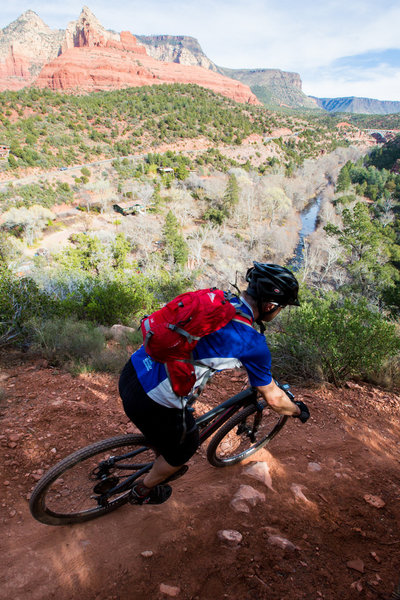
[288,195,321,271]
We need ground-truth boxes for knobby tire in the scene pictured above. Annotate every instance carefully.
[29,434,155,526]
[207,403,287,467]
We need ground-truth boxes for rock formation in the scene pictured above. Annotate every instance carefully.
[0,10,64,90]
[220,67,318,109]
[0,7,260,105]
[35,43,260,104]
[63,6,119,50]
[137,35,219,72]
[137,35,317,109]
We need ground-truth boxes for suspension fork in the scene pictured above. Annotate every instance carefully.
[242,395,265,442]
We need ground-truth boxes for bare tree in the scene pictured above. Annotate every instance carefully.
[187,223,218,266]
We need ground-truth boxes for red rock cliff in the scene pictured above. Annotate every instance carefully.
[1,7,260,105]
[35,42,260,105]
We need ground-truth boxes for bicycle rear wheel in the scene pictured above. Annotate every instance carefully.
[29,434,156,526]
[207,403,287,467]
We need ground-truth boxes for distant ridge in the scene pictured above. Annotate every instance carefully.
[219,67,318,109]
[312,96,400,115]
[138,35,316,110]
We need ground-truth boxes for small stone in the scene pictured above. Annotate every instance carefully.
[4,481,10,486]
[291,483,313,504]
[370,551,381,563]
[350,580,363,592]
[231,484,265,513]
[7,442,17,449]
[363,494,385,508]
[307,462,322,472]
[267,535,298,551]
[50,448,57,454]
[217,529,243,546]
[159,583,180,597]
[9,509,16,517]
[244,462,275,491]
[346,559,364,573]
[140,551,153,558]
[8,434,20,443]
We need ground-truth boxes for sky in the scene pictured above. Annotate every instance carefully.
[2,0,400,101]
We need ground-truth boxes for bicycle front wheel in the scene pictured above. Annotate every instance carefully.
[207,403,287,467]
[29,434,156,526]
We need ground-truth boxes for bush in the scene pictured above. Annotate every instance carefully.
[89,347,130,373]
[28,317,105,364]
[269,290,400,386]
[55,275,156,326]
[0,266,56,346]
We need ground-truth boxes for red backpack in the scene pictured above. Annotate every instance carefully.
[140,288,252,396]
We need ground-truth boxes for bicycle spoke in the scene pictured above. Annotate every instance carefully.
[30,435,157,525]
[207,405,287,467]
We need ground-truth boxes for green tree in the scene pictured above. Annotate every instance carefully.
[56,233,104,275]
[336,163,351,192]
[111,233,131,270]
[324,202,398,298]
[81,167,91,178]
[162,211,188,267]
[223,173,239,212]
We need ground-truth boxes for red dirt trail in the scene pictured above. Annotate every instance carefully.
[1,351,400,600]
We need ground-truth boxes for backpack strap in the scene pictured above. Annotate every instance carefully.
[168,324,201,345]
[141,316,153,351]
[231,314,254,328]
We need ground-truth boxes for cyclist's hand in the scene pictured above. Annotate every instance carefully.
[292,400,310,423]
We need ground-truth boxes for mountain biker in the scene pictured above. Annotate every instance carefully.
[118,262,310,505]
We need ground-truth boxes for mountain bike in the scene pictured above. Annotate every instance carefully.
[29,382,292,526]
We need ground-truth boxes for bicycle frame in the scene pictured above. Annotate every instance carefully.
[95,387,262,503]
[196,387,262,443]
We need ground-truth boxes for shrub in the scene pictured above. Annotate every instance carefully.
[0,266,56,346]
[56,275,156,325]
[89,347,130,373]
[28,317,105,364]
[269,290,400,386]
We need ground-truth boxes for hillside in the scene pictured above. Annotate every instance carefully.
[1,9,398,114]
[1,351,400,599]
[0,85,359,176]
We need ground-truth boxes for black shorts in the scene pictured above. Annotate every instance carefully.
[118,360,199,467]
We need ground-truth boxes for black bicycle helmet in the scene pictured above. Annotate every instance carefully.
[246,262,300,306]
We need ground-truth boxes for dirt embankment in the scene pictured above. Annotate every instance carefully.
[1,351,400,600]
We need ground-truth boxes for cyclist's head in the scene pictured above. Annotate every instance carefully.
[245,262,300,308]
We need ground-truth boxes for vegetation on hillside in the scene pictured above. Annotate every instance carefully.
[268,135,400,386]
[0,84,399,385]
[0,85,350,176]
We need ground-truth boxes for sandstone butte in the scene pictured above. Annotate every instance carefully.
[34,31,260,105]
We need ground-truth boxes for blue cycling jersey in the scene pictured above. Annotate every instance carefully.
[130,296,272,408]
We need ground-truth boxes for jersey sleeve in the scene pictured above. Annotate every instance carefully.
[240,333,272,387]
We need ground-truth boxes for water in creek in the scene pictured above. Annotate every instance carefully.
[288,195,321,271]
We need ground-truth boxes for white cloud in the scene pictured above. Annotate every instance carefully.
[303,65,400,101]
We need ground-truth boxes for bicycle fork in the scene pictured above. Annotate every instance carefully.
[238,400,264,443]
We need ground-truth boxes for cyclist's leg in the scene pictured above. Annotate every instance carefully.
[119,360,199,502]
